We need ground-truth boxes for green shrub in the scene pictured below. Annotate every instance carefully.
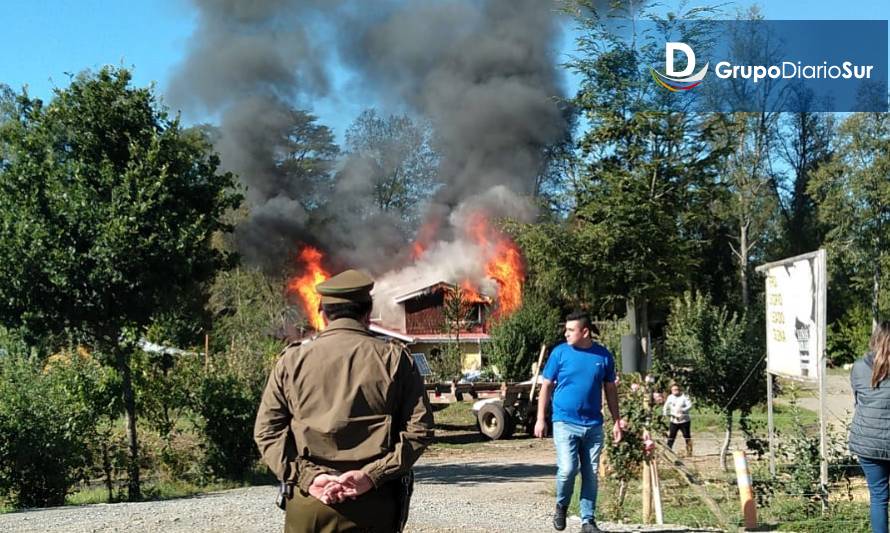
[429,343,463,383]
[195,370,259,480]
[827,304,872,366]
[603,373,667,511]
[658,291,765,469]
[660,291,765,414]
[133,349,203,478]
[0,352,108,508]
[488,295,562,381]
[593,317,630,371]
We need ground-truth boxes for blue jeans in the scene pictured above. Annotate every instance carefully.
[860,456,890,533]
[553,421,604,523]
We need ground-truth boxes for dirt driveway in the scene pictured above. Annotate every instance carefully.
[0,435,718,533]
[409,433,718,533]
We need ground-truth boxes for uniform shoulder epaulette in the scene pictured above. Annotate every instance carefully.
[385,337,408,349]
[279,336,315,357]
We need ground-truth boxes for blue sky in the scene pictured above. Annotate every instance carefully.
[2,0,887,141]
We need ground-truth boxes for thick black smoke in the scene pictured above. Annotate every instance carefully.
[169,0,572,275]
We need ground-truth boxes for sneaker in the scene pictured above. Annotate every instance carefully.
[552,504,567,531]
[581,521,602,533]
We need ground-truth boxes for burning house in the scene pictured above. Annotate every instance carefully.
[370,280,493,372]
[169,0,568,377]
[288,214,525,374]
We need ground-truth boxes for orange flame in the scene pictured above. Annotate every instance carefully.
[459,280,486,304]
[410,242,426,261]
[464,213,525,318]
[410,218,440,260]
[287,246,330,330]
[486,243,524,317]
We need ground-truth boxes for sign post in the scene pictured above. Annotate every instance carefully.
[755,249,827,488]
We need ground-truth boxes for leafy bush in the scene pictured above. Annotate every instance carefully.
[593,317,630,371]
[827,304,872,366]
[133,349,203,478]
[194,370,260,480]
[0,351,111,508]
[660,291,765,414]
[754,384,858,518]
[659,291,765,468]
[603,373,667,513]
[428,344,463,383]
[208,267,294,390]
[488,295,562,381]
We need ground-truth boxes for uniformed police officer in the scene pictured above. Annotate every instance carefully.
[254,269,435,533]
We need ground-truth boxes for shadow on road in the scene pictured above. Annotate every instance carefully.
[414,461,554,485]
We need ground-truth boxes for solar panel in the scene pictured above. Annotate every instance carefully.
[412,353,432,377]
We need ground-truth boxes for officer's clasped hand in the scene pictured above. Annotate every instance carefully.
[309,471,374,505]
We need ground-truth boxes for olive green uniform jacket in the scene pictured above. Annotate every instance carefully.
[254,318,435,495]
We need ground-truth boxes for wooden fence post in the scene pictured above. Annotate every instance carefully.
[642,460,653,523]
[733,450,757,530]
[651,457,663,525]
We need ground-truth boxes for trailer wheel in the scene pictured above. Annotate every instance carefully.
[478,403,514,440]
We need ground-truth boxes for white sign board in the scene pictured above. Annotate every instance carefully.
[761,251,826,381]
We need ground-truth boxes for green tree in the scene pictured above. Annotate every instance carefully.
[566,1,724,360]
[0,67,241,499]
[809,111,890,326]
[659,291,765,469]
[777,101,835,256]
[343,109,438,229]
[207,266,295,389]
[435,285,473,382]
[508,220,602,310]
[488,295,562,381]
[709,111,779,310]
[275,108,339,212]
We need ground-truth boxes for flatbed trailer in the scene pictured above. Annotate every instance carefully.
[424,381,547,440]
[425,345,550,440]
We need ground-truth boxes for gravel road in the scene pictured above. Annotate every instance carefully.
[0,439,717,533]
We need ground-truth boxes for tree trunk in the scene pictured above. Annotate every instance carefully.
[640,300,650,367]
[116,347,141,501]
[626,298,638,337]
[720,411,733,471]
[102,433,114,503]
[874,261,881,329]
[626,297,649,370]
[617,479,628,507]
[740,223,749,310]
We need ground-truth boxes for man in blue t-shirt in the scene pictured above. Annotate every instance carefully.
[535,311,622,533]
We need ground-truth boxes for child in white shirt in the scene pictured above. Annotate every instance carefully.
[663,383,693,456]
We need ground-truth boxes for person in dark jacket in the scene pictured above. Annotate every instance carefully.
[849,321,890,533]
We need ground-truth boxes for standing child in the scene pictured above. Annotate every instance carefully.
[663,383,693,456]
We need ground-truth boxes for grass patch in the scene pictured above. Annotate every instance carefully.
[691,403,819,434]
[569,473,736,528]
[426,401,491,451]
[60,463,276,509]
[431,402,476,427]
[563,466,869,531]
[827,365,851,376]
[65,478,245,507]
[764,498,870,532]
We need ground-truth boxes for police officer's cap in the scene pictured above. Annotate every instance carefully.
[316,269,375,305]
